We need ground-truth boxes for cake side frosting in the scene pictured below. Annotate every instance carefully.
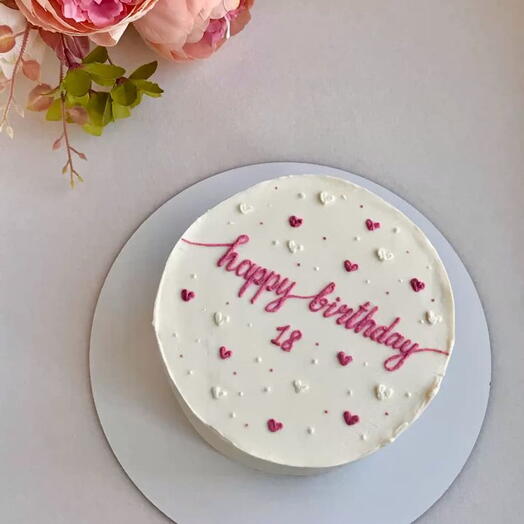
[154,174,455,473]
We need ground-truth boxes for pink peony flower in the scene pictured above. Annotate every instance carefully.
[14,0,159,46]
[134,0,254,62]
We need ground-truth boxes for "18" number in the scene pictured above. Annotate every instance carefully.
[271,325,302,352]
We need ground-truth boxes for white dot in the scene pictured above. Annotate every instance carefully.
[365,279,371,284]
[172,332,178,338]
[263,386,271,393]
[419,320,425,324]
[426,265,432,270]
[360,434,368,441]
[314,266,320,271]
[398,279,404,283]
[299,245,305,251]
[187,370,194,376]
[363,361,369,367]
[254,356,262,363]
[347,389,353,396]
[354,236,361,242]
[227,221,235,225]
[230,412,236,418]
[272,240,279,246]
[247,322,253,328]
[341,194,348,200]
[190,273,197,279]
[311,358,319,365]
[201,307,207,312]
[195,338,201,343]
[297,192,306,199]
[393,227,400,233]
[238,391,244,397]
[307,426,315,435]
[405,392,412,398]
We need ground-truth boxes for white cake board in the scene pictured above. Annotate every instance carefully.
[89,163,491,524]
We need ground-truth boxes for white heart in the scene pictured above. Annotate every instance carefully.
[376,248,395,262]
[213,312,229,326]
[425,310,442,325]
[211,386,228,399]
[238,202,254,214]
[293,379,309,393]
[319,191,335,205]
[287,240,303,254]
[375,384,394,400]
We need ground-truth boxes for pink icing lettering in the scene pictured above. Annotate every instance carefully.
[181,235,448,371]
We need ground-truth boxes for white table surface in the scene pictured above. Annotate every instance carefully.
[1,1,523,523]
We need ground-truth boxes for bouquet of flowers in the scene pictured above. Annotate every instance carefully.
[0,0,254,185]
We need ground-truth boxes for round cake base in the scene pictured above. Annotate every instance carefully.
[90,162,491,524]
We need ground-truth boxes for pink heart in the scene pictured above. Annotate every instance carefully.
[219,346,232,359]
[343,411,360,426]
[410,278,425,292]
[344,260,359,272]
[267,418,284,432]
[337,351,353,366]
[288,215,303,228]
[365,218,381,231]
[180,289,195,301]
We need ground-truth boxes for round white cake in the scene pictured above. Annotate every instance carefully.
[153,175,455,475]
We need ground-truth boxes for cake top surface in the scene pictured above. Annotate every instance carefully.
[154,175,455,468]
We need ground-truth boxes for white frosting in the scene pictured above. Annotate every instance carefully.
[154,175,455,475]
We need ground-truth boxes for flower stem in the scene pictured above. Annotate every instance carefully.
[58,62,84,187]
[0,24,30,134]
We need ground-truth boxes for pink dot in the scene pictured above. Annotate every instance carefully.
[225,301,230,305]
[274,186,278,190]
[179,354,183,358]
[269,368,274,373]
[233,371,237,375]
[385,291,390,295]
[385,412,389,416]
[324,410,329,414]
[406,250,410,254]
[431,298,435,302]
[359,204,364,208]
[296,262,301,267]
[259,221,264,225]
[315,342,319,347]
[244,423,249,427]
[322,236,327,240]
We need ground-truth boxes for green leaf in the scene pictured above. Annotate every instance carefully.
[83,123,104,136]
[131,79,163,98]
[110,80,138,107]
[90,75,116,87]
[130,91,143,109]
[83,46,108,64]
[129,61,158,80]
[83,63,125,81]
[102,95,113,126]
[63,69,91,97]
[66,92,89,107]
[86,92,108,126]
[112,102,131,120]
[45,99,62,121]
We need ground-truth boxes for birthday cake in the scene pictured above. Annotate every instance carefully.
[153,175,455,475]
